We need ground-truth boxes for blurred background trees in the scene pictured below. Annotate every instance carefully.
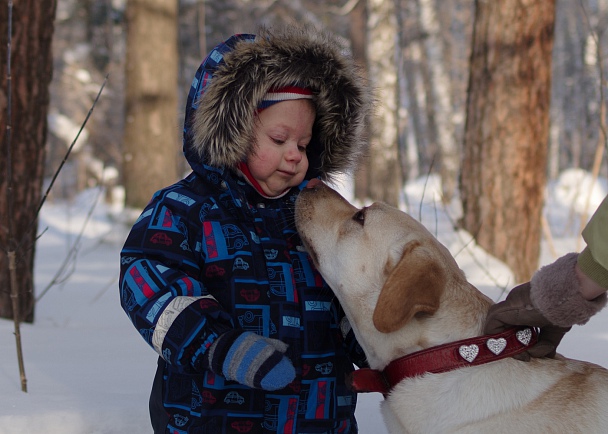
[2,0,608,321]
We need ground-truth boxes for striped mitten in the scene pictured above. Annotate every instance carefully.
[206,330,295,391]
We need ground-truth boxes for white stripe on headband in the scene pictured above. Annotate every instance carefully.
[258,86,313,110]
[263,89,313,102]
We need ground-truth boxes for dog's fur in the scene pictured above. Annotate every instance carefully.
[295,182,608,434]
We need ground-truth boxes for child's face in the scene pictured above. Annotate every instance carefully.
[248,99,315,196]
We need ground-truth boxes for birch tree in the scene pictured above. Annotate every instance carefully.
[418,0,459,202]
[365,0,402,206]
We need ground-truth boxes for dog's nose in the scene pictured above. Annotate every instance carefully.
[305,178,322,189]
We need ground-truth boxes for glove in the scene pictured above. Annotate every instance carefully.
[484,282,571,361]
[485,253,608,360]
[206,330,295,391]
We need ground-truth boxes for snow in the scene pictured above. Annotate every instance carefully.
[1,171,608,434]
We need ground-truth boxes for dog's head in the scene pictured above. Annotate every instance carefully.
[295,181,490,365]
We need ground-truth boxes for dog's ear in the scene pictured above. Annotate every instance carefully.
[373,240,446,333]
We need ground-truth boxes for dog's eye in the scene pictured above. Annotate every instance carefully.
[353,209,366,225]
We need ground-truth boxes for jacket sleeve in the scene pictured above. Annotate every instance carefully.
[119,189,234,373]
[579,194,608,288]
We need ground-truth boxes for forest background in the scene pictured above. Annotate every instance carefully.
[1,0,608,394]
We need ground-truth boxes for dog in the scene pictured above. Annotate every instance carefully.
[295,179,608,433]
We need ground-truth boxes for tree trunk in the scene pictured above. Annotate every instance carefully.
[366,0,403,206]
[418,0,458,203]
[0,0,57,322]
[460,0,555,283]
[351,0,371,201]
[123,0,179,209]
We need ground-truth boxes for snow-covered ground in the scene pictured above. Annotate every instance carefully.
[1,169,607,434]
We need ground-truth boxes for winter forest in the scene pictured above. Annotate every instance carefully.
[1,0,608,428]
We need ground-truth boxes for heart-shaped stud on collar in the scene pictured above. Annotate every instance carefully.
[486,337,507,355]
[516,328,532,346]
[459,344,479,363]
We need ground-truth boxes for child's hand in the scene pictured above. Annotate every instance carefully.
[207,330,295,391]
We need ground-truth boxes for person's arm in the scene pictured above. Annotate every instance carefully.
[577,194,608,299]
[576,260,607,300]
[119,188,294,389]
[484,195,608,359]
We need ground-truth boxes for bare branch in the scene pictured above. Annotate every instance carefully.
[328,0,361,16]
[35,185,105,303]
[5,0,27,393]
[16,74,109,253]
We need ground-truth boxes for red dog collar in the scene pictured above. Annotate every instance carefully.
[348,327,538,395]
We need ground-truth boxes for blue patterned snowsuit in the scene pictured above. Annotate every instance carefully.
[119,30,368,434]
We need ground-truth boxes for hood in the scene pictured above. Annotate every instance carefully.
[183,27,371,181]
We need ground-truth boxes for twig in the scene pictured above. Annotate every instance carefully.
[328,0,361,16]
[17,74,108,253]
[541,214,559,259]
[4,0,27,393]
[35,185,104,303]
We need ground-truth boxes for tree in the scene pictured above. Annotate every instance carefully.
[123,0,179,209]
[460,0,556,283]
[1,0,57,322]
[418,0,459,203]
[364,0,402,206]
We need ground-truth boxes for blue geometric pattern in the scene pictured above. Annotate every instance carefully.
[119,31,368,433]
[120,168,367,433]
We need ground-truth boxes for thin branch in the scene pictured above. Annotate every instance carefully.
[328,0,361,16]
[35,185,105,303]
[17,74,108,252]
[5,0,27,393]
[5,0,14,251]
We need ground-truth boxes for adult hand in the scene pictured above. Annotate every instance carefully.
[484,283,571,361]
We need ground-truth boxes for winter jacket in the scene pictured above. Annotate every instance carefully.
[578,194,608,288]
[119,27,370,434]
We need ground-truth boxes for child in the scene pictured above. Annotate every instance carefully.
[119,27,370,433]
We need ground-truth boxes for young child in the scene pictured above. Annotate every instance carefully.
[119,27,370,433]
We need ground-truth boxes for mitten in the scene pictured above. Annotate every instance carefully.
[485,253,607,360]
[484,282,571,360]
[206,330,295,391]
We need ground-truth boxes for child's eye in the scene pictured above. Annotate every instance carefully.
[272,137,286,145]
[298,144,308,152]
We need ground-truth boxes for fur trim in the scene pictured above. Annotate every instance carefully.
[190,26,371,180]
[530,252,608,327]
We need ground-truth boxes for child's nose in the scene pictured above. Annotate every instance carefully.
[286,144,303,162]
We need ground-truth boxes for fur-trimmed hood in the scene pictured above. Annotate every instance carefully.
[183,27,370,181]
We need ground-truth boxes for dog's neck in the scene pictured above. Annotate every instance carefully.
[350,326,538,395]
[355,288,492,371]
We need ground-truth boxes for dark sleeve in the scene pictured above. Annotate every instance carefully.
[119,187,235,373]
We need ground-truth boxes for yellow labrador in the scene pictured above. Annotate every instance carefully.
[295,180,608,434]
